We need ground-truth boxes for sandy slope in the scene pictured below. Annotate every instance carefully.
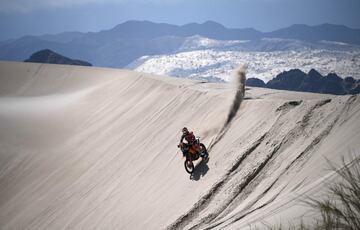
[0,61,359,229]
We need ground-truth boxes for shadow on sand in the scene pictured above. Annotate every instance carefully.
[190,158,210,181]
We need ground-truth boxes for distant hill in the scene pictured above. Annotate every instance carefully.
[24,49,92,66]
[93,20,262,41]
[265,23,360,45]
[246,69,360,95]
[1,21,360,68]
[246,78,266,88]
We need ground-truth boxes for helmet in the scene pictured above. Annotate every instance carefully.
[182,127,189,134]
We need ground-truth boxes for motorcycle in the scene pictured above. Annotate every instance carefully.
[178,137,208,174]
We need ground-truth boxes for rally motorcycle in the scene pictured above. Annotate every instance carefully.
[178,137,208,174]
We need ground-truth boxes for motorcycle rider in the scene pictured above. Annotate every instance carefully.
[179,127,206,157]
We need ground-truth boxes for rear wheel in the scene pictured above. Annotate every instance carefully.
[184,159,194,174]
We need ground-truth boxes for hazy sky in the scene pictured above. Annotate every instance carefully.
[0,0,359,41]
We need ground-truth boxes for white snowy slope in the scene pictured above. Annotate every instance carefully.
[0,61,360,229]
[127,37,360,82]
[178,35,250,52]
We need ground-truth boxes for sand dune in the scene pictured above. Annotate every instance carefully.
[0,61,359,229]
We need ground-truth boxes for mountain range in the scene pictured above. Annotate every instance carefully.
[1,20,360,68]
[25,49,92,66]
[246,69,360,95]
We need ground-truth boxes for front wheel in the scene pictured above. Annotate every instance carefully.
[184,159,194,174]
[200,143,208,158]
